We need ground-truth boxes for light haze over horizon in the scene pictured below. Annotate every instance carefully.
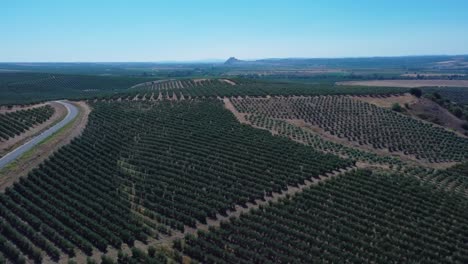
[2,0,468,62]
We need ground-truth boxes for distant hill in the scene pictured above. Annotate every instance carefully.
[224,57,243,65]
[222,55,468,69]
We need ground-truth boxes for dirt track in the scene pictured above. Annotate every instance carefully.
[58,166,357,264]
[0,103,49,114]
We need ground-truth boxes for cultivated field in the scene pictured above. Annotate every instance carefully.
[0,75,468,263]
[230,96,468,163]
[337,79,468,87]
[0,105,55,143]
[182,170,468,263]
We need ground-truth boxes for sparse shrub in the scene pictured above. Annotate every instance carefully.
[391,103,403,112]
[452,107,463,118]
[147,246,156,258]
[101,255,115,264]
[86,257,97,264]
[410,88,422,97]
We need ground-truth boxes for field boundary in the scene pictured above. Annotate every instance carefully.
[0,101,90,191]
[60,165,357,263]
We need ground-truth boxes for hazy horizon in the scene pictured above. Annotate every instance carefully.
[2,53,468,64]
[2,0,468,62]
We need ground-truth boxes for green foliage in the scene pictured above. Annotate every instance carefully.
[452,107,463,118]
[0,72,150,105]
[245,114,402,165]
[409,87,422,97]
[183,170,468,263]
[128,79,410,100]
[147,246,156,258]
[232,96,468,162]
[101,255,116,264]
[0,105,54,141]
[391,102,403,112]
[86,257,98,264]
[424,87,468,104]
[0,100,351,260]
[426,91,468,121]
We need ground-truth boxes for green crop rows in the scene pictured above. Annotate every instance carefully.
[181,170,468,263]
[231,96,468,162]
[246,114,403,166]
[0,105,54,141]
[0,100,352,262]
[125,79,410,100]
[0,72,149,106]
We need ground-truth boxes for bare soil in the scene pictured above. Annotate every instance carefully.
[223,96,459,169]
[284,119,456,169]
[408,98,468,136]
[220,79,236,85]
[351,93,417,108]
[352,94,468,137]
[0,102,67,157]
[401,73,466,77]
[337,80,468,88]
[0,101,90,191]
[0,102,48,114]
[223,97,248,123]
[193,78,207,83]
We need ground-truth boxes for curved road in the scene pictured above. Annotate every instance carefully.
[0,101,78,169]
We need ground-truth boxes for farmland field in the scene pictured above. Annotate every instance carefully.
[0,105,55,142]
[337,79,468,88]
[0,99,354,262]
[230,96,468,163]
[4,1,468,262]
[0,73,152,106]
[0,67,468,263]
[181,170,468,263]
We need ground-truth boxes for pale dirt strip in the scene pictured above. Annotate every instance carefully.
[0,103,49,114]
[337,79,468,88]
[57,165,357,263]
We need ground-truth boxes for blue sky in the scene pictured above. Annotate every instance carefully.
[2,0,468,62]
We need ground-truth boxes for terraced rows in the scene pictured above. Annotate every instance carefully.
[231,96,468,163]
[118,79,409,102]
[138,79,231,91]
[0,100,352,263]
[245,114,403,166]
[404,162,468,196]
[119,100,352,231]
[181,170,468,263]
[0,105,54,141]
